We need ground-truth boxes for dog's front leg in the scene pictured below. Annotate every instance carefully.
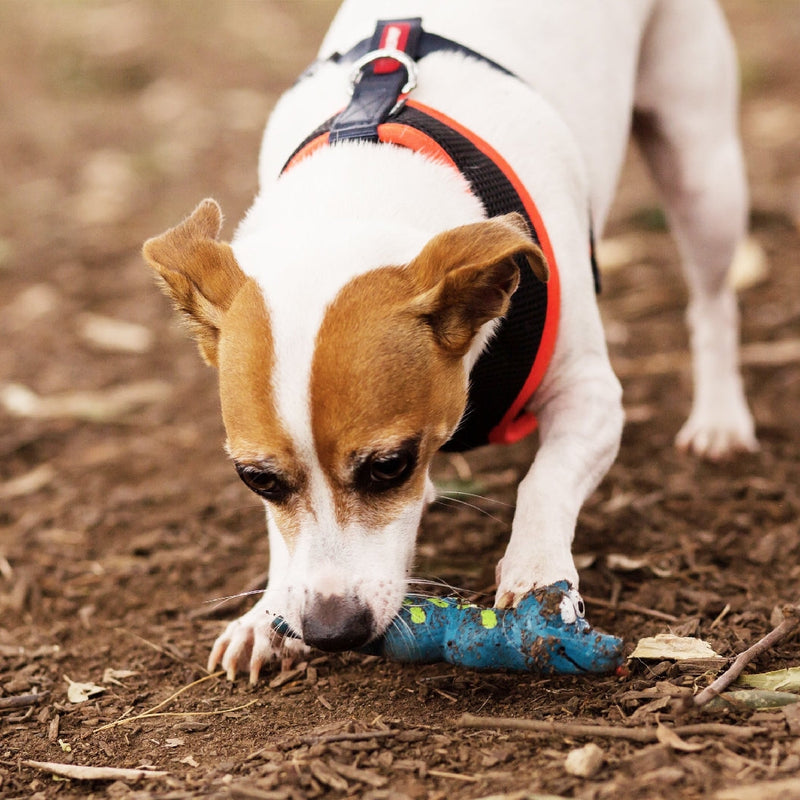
[208,510,308,683]
[496,361,623,610]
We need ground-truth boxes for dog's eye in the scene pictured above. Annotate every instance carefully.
[371,453,411,483]
[235,464,292,503]
[357,442,418,493]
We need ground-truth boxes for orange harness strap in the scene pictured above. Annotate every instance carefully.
[283,100,560,450]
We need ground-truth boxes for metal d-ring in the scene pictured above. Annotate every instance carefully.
[348,48,419,97]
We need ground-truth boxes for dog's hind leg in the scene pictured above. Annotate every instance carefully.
[633,0,757,459]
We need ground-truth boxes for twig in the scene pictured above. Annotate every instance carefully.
[94,671,228,732]
[115,627,208,672]
[23,760,167,782]
[458,713,763,742]
[301,729,401,746]
[427,769,480,782]
[459,713,657,742]
[0,691,49,711]
[583,594,680,623]
[693,605,800,707]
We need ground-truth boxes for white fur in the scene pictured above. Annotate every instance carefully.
[209,0,757,681]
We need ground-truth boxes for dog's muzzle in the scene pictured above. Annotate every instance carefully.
[301,595,375,652]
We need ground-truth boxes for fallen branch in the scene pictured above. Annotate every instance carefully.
[23,760,167,782]
[693,605,800,707]
[583,594,680,623]
[458,713,763,742]
[0,691,49,711]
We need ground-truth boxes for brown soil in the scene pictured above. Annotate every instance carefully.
[2,2,800,799]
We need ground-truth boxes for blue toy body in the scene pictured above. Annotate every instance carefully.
[273,581,624,674]
[363,581,624,674]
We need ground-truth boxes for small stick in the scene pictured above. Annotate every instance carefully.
[459,713,657,742]
[458,714,763,742]
[693,605,800,708]
[583,594,680,623]
[0,691,49,711]
[301,729,401,746]
[94,672,224,732]
[23,760,167,782]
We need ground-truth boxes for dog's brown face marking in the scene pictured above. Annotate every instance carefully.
[310,264,468,528]
[309,213,547,529]
[216,278,308,545]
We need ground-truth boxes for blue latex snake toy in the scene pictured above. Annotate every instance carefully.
[274,581,624,674]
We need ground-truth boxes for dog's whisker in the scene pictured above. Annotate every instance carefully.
[202,589,266,605]
[407,577,472,598]
[385,614,416,652]
[433,495,507,524]
[438,490,515,509]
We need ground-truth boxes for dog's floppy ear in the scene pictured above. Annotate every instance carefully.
[408,213,548,357]
[143,199,246,366]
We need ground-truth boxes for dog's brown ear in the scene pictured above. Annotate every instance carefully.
[408,213,548,357]
[143,199,246,366]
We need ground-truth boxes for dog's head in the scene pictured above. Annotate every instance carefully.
[144,198,547,651]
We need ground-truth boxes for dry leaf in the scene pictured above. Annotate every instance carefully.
[738,666,800,693]
[630,634,722,661]
[707,690,800,710]
[164,738,185,748]
[64,675,106,703]
[102,668,138,686]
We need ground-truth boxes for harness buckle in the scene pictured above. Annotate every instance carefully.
[348,48,418,97]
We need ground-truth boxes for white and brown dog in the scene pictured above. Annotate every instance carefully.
[144,0,757,683]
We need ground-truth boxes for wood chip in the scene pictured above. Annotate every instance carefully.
[329,758,388,788]
[307,759,349,791]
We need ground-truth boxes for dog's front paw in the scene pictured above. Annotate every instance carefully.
[208,604,309,685]
[676,403,757,461]
[494,554,579,614]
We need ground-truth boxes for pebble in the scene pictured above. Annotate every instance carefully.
[564,742,604,778]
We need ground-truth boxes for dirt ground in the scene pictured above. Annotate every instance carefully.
[2,2,800,798]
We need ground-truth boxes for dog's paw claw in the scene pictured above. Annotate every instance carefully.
[208,610,309,684]
[676,414,758,461]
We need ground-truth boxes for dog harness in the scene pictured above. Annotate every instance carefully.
[282,19,569,451]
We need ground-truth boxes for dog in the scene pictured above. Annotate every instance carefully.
[144,0,757,683]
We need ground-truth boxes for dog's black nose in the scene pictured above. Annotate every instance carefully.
[302,595,374,652]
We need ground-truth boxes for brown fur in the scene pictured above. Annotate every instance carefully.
[142,199,246,365]
[310,214,548,526]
